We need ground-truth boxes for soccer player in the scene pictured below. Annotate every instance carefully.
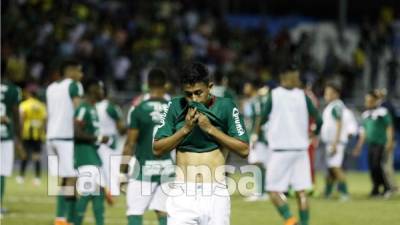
[243,80,269,202]
[0,72,23,217]
[153,62,249,225]
[18,84,47,186]
[120,68,173,225]
[261,64,322,225]
[353,91,394,198]
[73,79,110,225]
[320,83,349,200]
[46,60,83,225]
[210,68,236,100]
[96,85,125,197]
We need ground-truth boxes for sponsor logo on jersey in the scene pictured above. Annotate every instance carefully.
[233,107,245,136]
[159,101,171,128]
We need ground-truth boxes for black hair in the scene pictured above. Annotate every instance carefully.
[60,59,81,77]
[213,68,224,84]
[180,62,210,85]
[245,78,262,89]
[278,57,299,75]
[148,68,167,88]
[83,78,101,93]
[326,82,342,95]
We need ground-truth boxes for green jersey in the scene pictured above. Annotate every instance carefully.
[74,102,101,168]
[257,95,269,144]
[155,96,249,153]
[128,98,174,183]
[361,107,393,146]
[0,81,22,140]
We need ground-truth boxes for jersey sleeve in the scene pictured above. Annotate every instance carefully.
[225,100,249,143]
[107,103,123,121]
[382,111,393,127]
[154,101,176,140]
[332,104,343,120]
[127,106,140,129]
[260,94,272,124]
[15,86,22,105]
[69,81,84,98]
[306,95,323,134]
[74,105,87,124]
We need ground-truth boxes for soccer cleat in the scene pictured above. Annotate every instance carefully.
[33,178,41,186]
[284,217,299,225]
[339,195,350,202]
[16,176,25,184]
[54,218,68,225]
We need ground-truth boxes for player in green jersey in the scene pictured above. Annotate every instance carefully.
[353,91,395,198]
[120,68,173,225]
[0,71,23,217]
[73,79,110,225]
[153,62,249,225]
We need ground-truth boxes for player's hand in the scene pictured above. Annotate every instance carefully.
[184,108,199,131]
[15,139,27,160]
[352,147,361,157]
[0,116,10,124]
[197,113,213,133]
[330,144,337,156]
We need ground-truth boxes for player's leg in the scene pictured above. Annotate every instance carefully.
[166,183,199,225]
[292,151,312,225]
[126,179,155,225]
[32,141,42,180]
[18,140,30,183]
[0,141,14,215]
[207,184,231,225]
[328,144,348,199]
[98,145,115,205]
[324,169,335,198]
[246,142,268,201]
[375,145,391,196]
[92,187,105,225]
[367,144,381,196]
[267,151,297,224]
[149,182,173,225]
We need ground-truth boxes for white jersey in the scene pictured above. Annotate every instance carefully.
[96,99,121,136]
[268,87,309,150]
[46,78,83,139]
[321,99,348,144]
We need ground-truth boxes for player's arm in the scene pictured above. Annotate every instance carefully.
[13,88,25,157]
[107,103,127,135]
[120,128,139,173]
[384,113,394,153]
[353,127,365,157]
[69,81,84,108]
[154,107,198,156]
[306,95,323,135]
[331,105,343,155]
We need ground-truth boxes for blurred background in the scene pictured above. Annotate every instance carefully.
[2,0,400,170]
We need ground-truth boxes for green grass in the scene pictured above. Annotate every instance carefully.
[1,172,400,225]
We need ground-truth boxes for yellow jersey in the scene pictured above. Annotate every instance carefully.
[19,97,47,141]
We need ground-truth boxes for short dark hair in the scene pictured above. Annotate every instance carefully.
[83,78,101,93]
[180,62,210,85]
[60,59,81,77]
[148,68,167,88]
[326,82,342,95]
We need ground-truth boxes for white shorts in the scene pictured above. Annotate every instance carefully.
[76,165,106,195]
[0,140,14,176]
[325,143,345,168]
[167,182,230,225]
[98,144,121,194]
[126,179,170,215]
[266,150,312,192]
[248,142,270,166]
[47,140,76,177]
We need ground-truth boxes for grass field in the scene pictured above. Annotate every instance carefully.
[1,172,400,225]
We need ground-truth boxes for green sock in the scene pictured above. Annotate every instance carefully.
[66,198,76,223]
[93,190,105,225]
[128,215,143,225]
[0,176,5,207]
[277,203,292,220]
[75,195,90,225]
[56,195,67,218]
[338,182,348,195]
[299,209,309,225]
[261,167,266,194]
[324,181,334,197]
[158,216,167,225]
